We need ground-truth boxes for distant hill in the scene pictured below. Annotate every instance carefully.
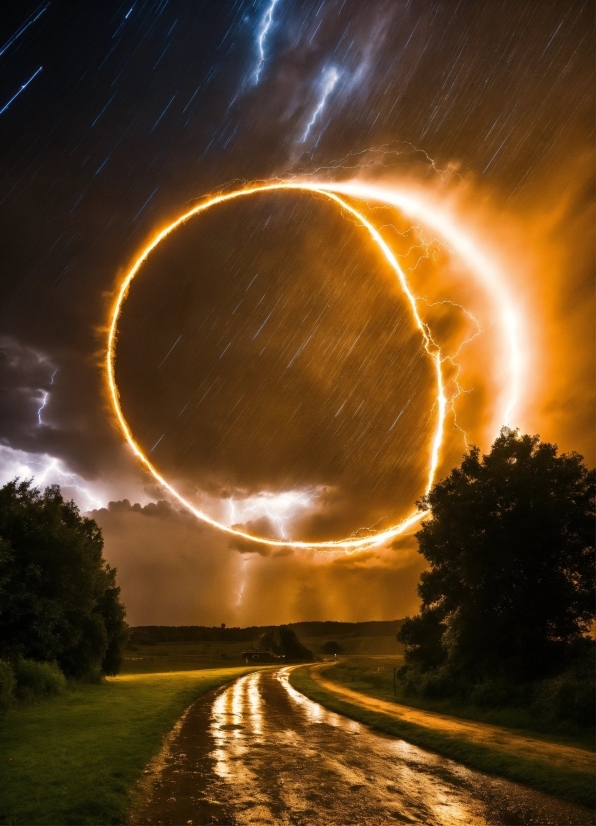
[129,620,404,646]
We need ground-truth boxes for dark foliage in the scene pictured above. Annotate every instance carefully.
[0,660,15,711]
[0,480,128,680]
[129,619,404,646]
[396,609,446,671]
[321,640,344,655]
[399,428,595,688]
[278,626,314,660]
[256,626,314,660]
[12,658,66,701]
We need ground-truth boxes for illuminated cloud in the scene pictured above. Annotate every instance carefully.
[0,445,103,510]
[92,497,425,626]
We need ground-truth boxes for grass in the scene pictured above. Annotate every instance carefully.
[325,656,595,749]
[290,665,596,810]
[0,666,256,825]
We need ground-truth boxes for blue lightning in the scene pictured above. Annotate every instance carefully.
[37,392,49,426]
[0,67,42,117]
[36,369,57,426]
[300,67,339,143]
[31,458,103,509]
[254,0,279,84]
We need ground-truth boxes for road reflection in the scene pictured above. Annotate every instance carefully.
[205,667,592,825]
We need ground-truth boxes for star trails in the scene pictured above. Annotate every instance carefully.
[90,91,117,127]
[158,334,182,368]
[254,0,279,83]
[150,434,165,452]
[0,3,49,58]
[0,67,42,117]
[150,92,177,132]
[300,67,339,143]
[133,186,158,221]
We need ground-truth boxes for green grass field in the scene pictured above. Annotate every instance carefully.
[290,664,595,809]
[0,666,256,825]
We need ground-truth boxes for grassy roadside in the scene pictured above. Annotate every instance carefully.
[289,665,595,810]
[0,666,256,825]
[324,656,594,749]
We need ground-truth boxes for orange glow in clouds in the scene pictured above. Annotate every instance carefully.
[106,180,524,551]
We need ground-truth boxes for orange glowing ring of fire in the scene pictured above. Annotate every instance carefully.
[107,180,519,551]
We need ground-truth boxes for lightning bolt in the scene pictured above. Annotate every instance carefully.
[5,454,102,510]
[230,490,314,540]
[236,555,249,606]
[300,67,339,144]
[254,0,279,84]
[36,368,57,426]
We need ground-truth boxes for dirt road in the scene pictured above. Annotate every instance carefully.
[130,667,594,825]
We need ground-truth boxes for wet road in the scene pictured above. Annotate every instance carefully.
[131,668,594,825]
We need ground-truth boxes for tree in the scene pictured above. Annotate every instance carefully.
[257,629,277,653]
[398,428,595,682]
[256,626,314,660]
[278,626,314,661]
[0,479,128,680]
[321,640,344,655]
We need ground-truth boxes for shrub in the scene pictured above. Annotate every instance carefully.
[470,677,522,708]
[13,659,66,701]
[0,660,15,711]
[535,667,595,727]
[398,663,460,699]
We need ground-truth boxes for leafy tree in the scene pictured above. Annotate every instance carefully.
[0,480,128,680]
[256,626,314,660]
[399,428,595,682]
[278,626,314,661]
[321,640,344,655]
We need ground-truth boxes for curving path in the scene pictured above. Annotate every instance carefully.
[310,664,595,775]
[130,667,593,825]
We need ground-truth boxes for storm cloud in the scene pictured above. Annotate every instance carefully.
[0,0,592,624]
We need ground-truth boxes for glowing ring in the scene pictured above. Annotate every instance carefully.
[107,180,518,551]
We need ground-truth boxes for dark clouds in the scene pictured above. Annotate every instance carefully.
[92,497,425,625]
[0,0,593,623]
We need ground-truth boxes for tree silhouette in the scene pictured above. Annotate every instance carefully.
[399,428,595,682]
[0,480,128,679]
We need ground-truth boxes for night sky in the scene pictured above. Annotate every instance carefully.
[0,0,593,626]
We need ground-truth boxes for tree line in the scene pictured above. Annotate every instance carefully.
[0,427,593,725]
